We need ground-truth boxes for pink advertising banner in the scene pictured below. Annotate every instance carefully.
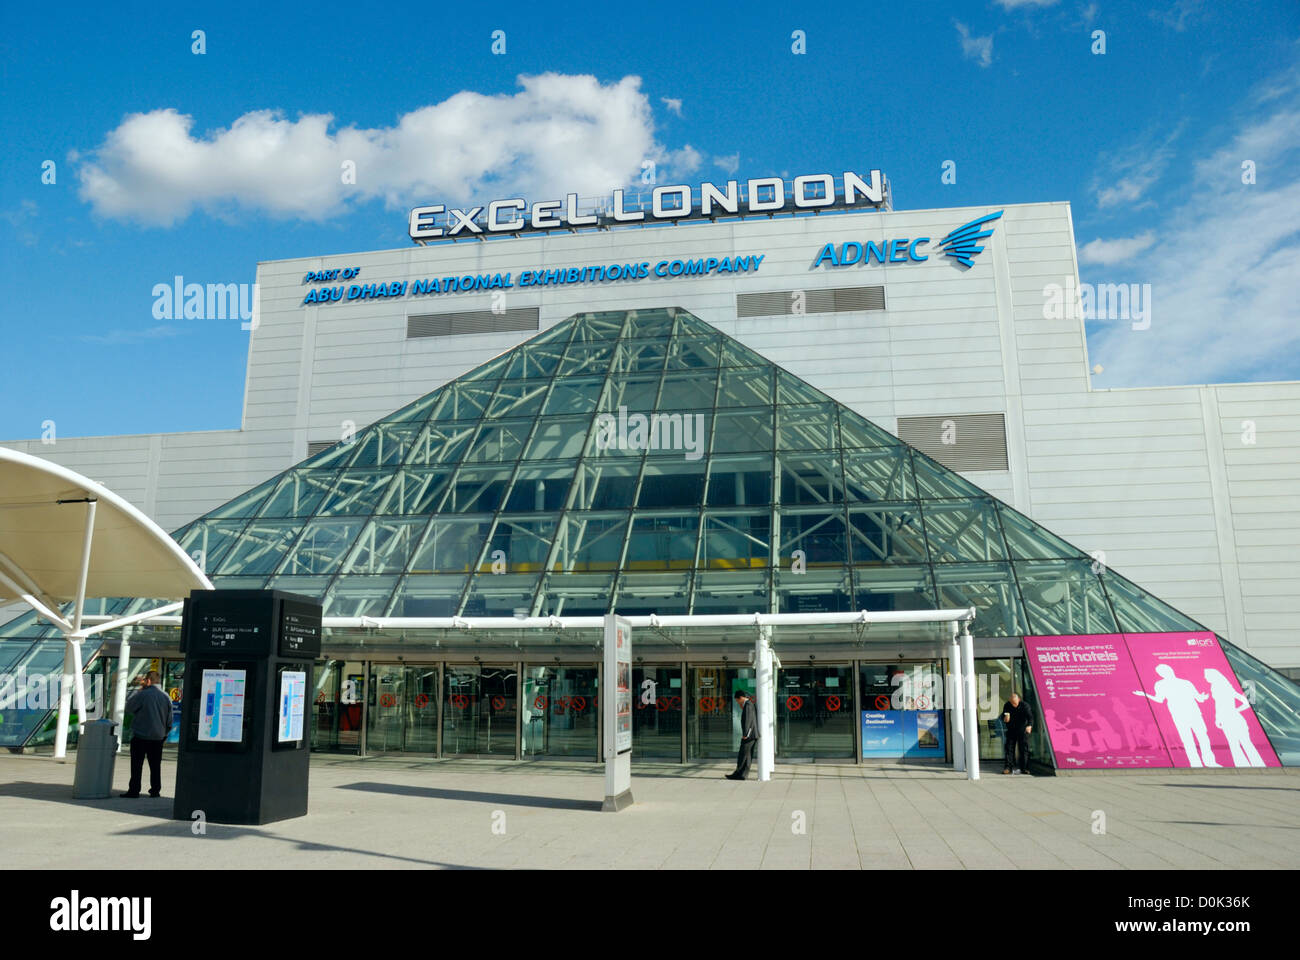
[1124,632,1279,769]
[1024,632,1280,770]
[1023,634,1168,769]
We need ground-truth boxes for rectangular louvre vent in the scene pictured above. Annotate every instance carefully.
[736,285,885,318]
[406,307,540,339]
[897,413,1009,472]
[306,440,335,458]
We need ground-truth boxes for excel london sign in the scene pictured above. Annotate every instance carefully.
[407,169,889,241]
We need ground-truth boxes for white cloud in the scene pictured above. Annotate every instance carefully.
[81,325,185,345]
[661,97,683,116]
[994,0,1059,8]
[714,153,740,175]
[954,22,993,68]
[1084,71,1300,386]
[1091,127,1182,209]
[1079,232,1156,265]
[77,74,675,225]
[663,144,703,177]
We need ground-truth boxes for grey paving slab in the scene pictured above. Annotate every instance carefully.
[1,753,1298,869]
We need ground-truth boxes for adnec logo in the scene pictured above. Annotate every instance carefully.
[812,210,1003,270]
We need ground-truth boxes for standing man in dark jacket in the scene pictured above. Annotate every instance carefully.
[1001,692,1033,775]
[121,671,173,798]
[725,690,760,780]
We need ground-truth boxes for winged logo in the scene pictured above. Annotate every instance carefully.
[934,210,1003,267]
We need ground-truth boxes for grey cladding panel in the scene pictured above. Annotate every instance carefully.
[736,285,885,318]
[898,413,1009,472]
[407,307,540,339]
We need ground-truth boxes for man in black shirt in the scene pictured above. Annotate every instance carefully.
[1001,692,1033,775]
[725,690,759,780]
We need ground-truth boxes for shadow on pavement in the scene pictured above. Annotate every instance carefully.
[111,821,480,868]
[340,780,603,812]
[1157,783,1300,791]
[0,780,172,818]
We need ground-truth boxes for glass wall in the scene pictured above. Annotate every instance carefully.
[521,664,598,759]
[775,664,855,759]
[974,658,1016,762]
[632,665,684,759]
[688,665,755,759]
[442,664,517,757]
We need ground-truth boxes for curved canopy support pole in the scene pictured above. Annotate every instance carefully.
[54,497,97,758]
[113,627,132,753]
[961,621,979,781]
[948,620,965,773]
[756,624,775,782]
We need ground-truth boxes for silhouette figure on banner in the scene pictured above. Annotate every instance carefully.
[1133,664,1219,768]
[1080,709,1122,751]
[1045,709,1090,752]
[1203,668,1265,767]
[1110,697,1160,750]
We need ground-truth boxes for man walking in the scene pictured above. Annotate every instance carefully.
[121,670,173,798]
[1001,692,1033,775]
[725,690,759,780]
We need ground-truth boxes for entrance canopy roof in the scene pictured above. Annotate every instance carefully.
[0,448,211,616]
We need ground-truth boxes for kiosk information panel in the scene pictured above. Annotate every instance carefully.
[173,589,322,825]
[602,615,633,811]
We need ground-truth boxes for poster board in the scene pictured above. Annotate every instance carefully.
[197,669,247,743]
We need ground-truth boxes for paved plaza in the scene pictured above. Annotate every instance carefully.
[1,753,1297,870]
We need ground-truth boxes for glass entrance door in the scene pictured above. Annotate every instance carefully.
[776,664,854,759]
[368,664,406,753]
[521,664,598,759]
[632,665,683,760]
[442,665,517,757]
[859,660,947,760]
[688,665,756,759]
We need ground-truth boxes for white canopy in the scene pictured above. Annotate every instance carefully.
[0,447,210,608]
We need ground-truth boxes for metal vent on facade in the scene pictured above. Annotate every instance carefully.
[406,307,540,339]
[306,440,335,458]
[736,285,885,318]
[897,413,1009,472]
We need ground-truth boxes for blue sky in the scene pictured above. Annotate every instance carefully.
[1,0,1298,439]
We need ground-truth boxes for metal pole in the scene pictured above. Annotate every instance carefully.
[756,625,774,781]
[69,637,88,736]
[948,621,965,772]
[112,628,132,753]
[53,639,74,759]
[961,624,979,781]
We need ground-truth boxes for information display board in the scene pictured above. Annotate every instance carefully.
[279,601,321,658]
[1025,632,1280,769]
[197,669,247,743]
[601,615,633,811]
[278,670,306,742]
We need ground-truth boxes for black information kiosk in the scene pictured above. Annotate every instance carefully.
[173,589,321,825]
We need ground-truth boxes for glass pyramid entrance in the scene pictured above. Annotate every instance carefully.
[2,306,1298,760]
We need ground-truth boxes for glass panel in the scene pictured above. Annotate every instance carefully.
[923,499,1008,562]
[443,665,517,757]
[265,575,331,601]
[553,513,628,572]
[706,454,773,506]
[1219,638,1300,766]
[544,377,603,416]
[712,411,772,453]
[778,403,840,451]
[570,312,626,343]
[719,338,769,367]
[687,666,755,759]
[1015,559,1118,635]
[409,518,493,573]
[443,466,513,513]
[279,518,367,576]
[779,454,845,505]
[385,388,444,424]
[205,483,275,520]
[349,422,425,468]
[700,511,770,569]
[503,342,566,380]
[625,308,677,339]
[639,458,707,509]
[716,366,773,407]
[571,461,639,509]
[843,447,914,502]
[175,519,251,575]
[521,665,598,759]
[341,517,428,573]
[461,573,538,617]
[658,370,718,410]
[997,503,1085,561]
[537,572,615,616]
[775,567,853,613]
[213,520,303,576]
[610,337,667,374]
[387,574,466,617]
[665,334,721,370]
[463,418,532,463]
[323,575,398,617]
[485,515,558,572]
[259,470,335,518]
[974,658,1018,762]
[859,661,947,759]
[616,572,692,615]
[459,352,511,382]
[847,504,929,565]
[852,565,937,611]
[603,373,661,412]
[315,468,395,517]
[779,508,850,566]
[839,409,899,448]
[558,340,615,377]
[632,666,683,759]
[404,665,440,752]
[503,465,573,513]
[776,664,855,759]
[626,513,699,570]
[1102,570,1206,632]
[693,570,770,614]
[439,380,497,420]
[525,417,588,460]
[378,467,453,515]
[776,370,826,405]
[404,422,476,465]
[367,663,405,753]
[486,378,550,419]
[933,563,1026,637]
